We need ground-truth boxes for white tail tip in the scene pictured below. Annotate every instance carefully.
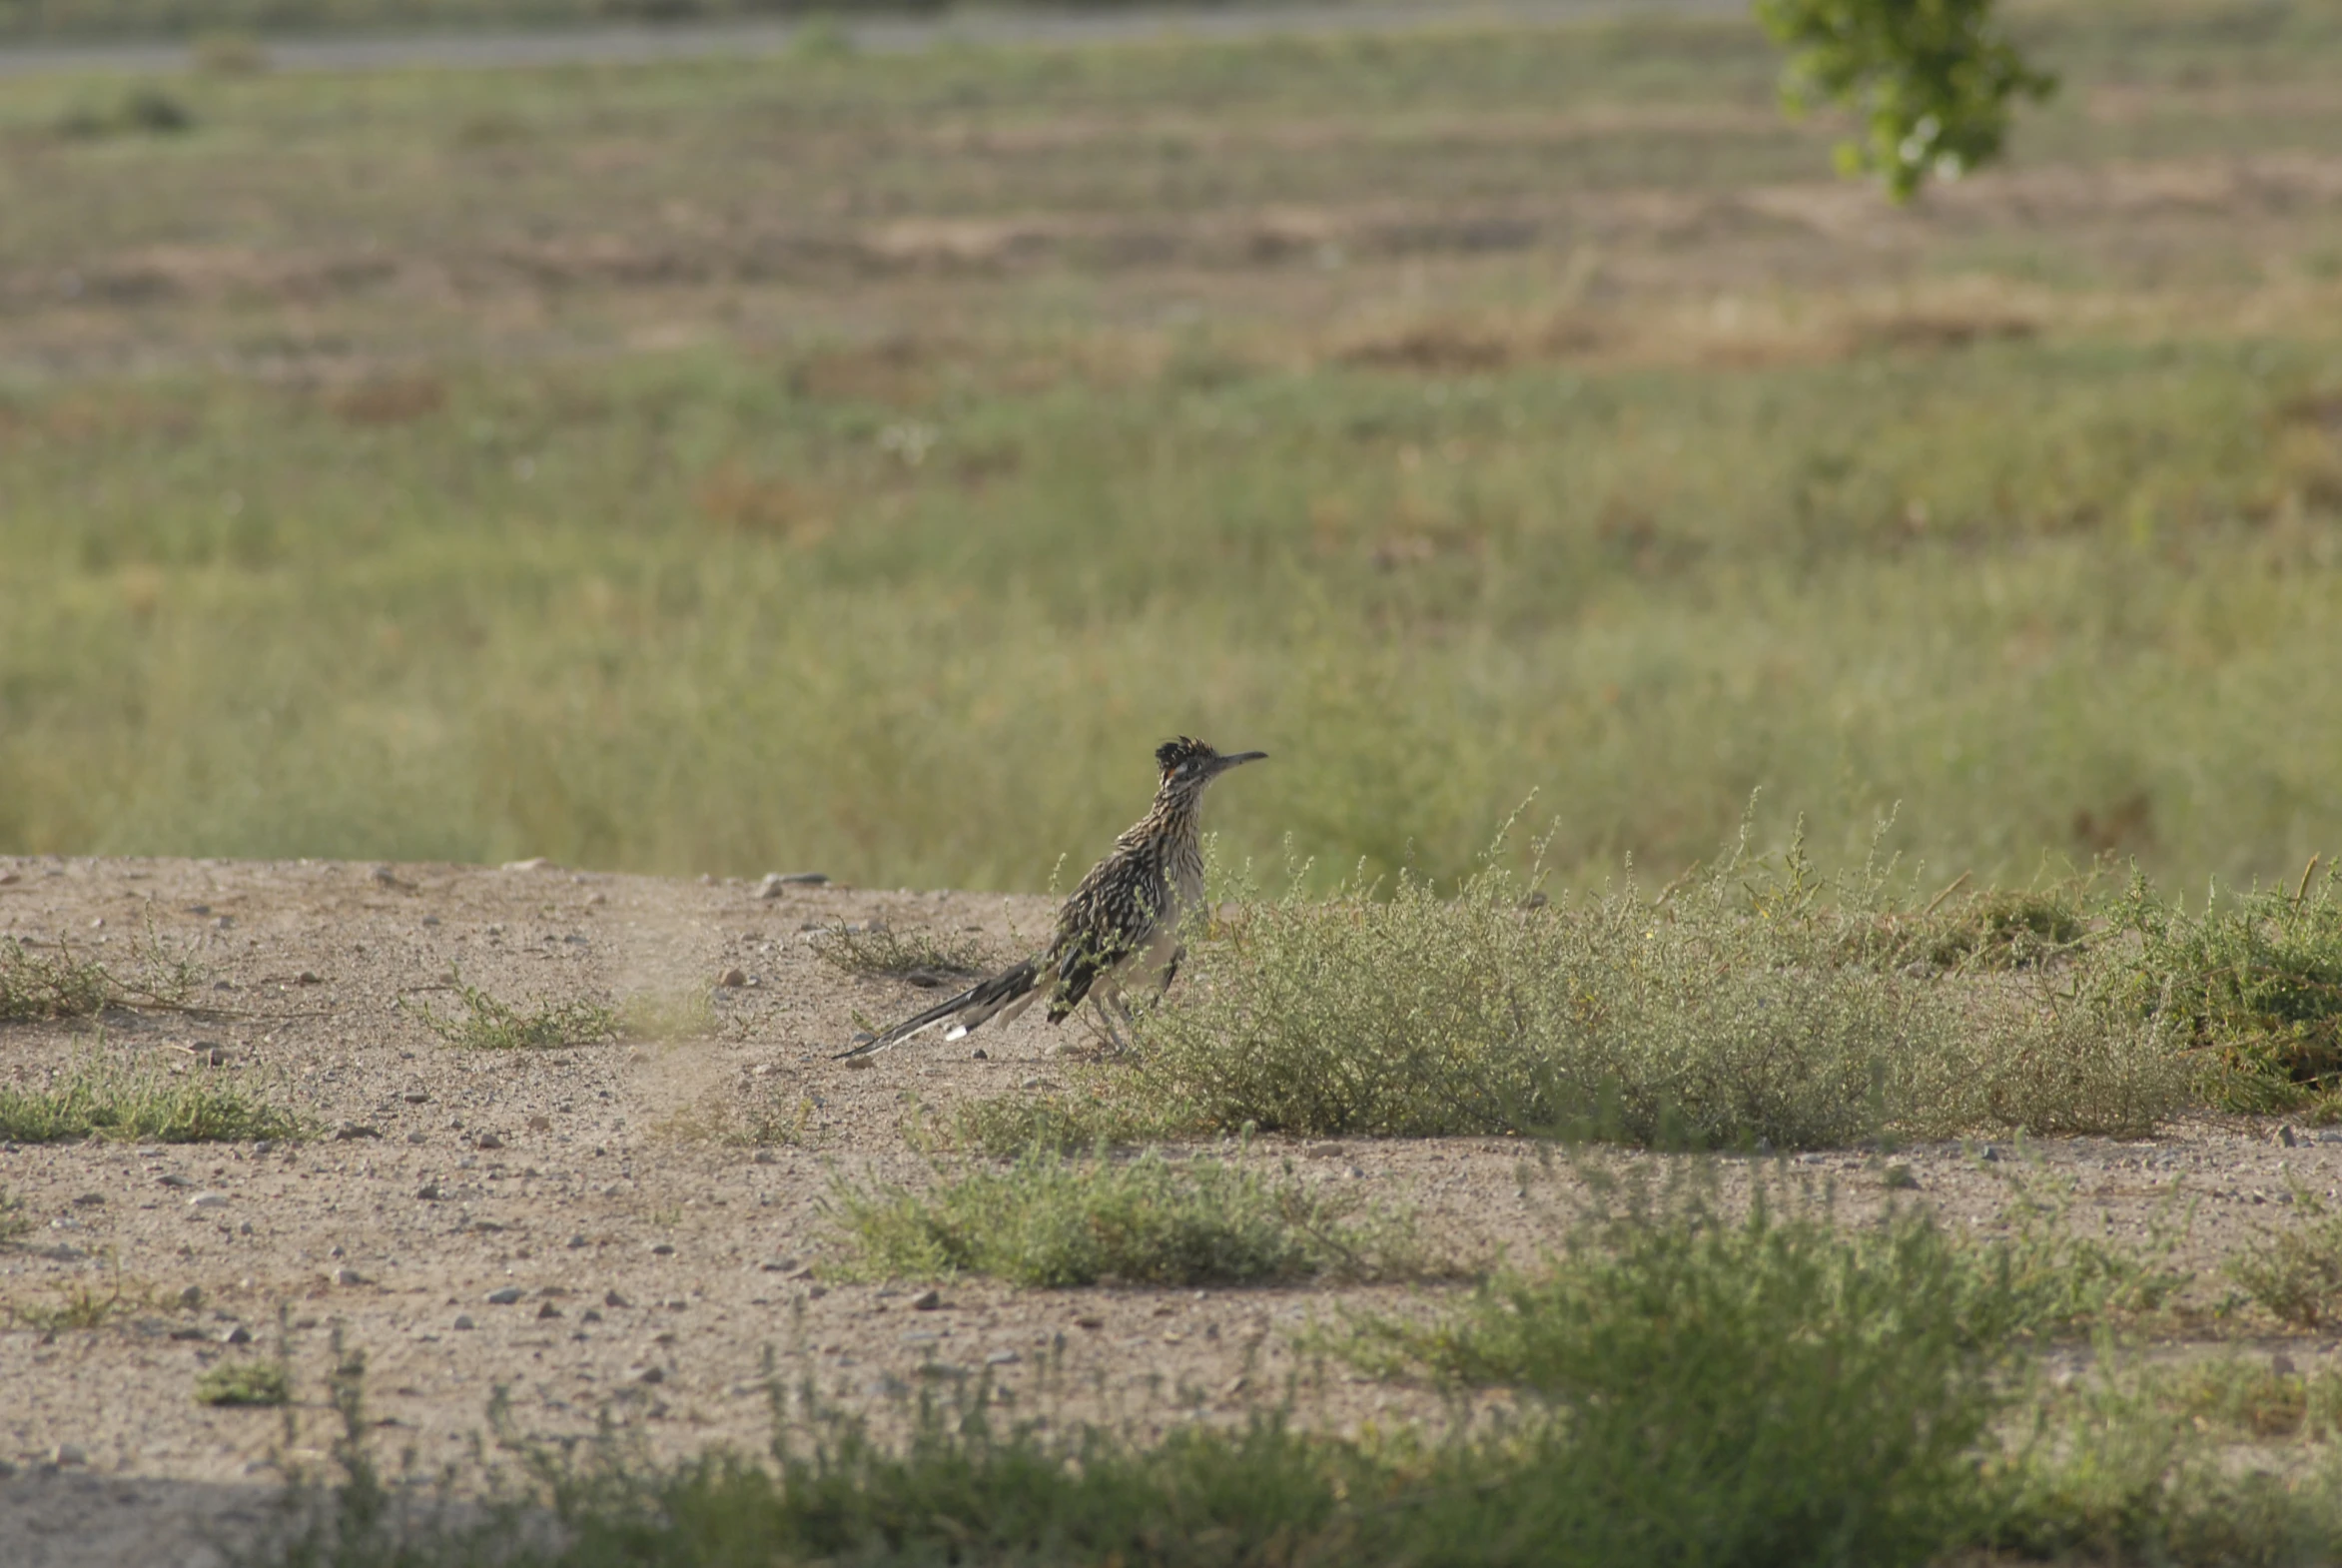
[944,1025,969,1042]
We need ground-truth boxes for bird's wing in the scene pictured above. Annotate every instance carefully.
[1044,849,1169,1015]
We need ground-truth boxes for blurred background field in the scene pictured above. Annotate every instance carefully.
[2,0,2341,894]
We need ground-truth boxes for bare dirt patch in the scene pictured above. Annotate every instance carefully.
[0,855,2334,1564]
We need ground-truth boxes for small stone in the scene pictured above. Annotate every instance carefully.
[405,1133,427,1146]
[580,1308,603,1324]
[604,1290,630,1308]
[189,1191,229,1209]
[776,873,828,886]
[719,968,747,989]
[452,1314,475,1331]
[911,1289,942,1311]
[1979,1146,2001,1163]
[1884,1166,1921,1190]
[332,1267,368,1286]
[473,1132,503,1151]
[221,1324,252,1345]
[370,865,397,885]
[333,1122,383,1141]
[414,1182,440,1200]
[752,1150,778,1166]
[536,1301,563,1319]
[650,1242,675,1256]
[502,857,553,872]
[156,1174,193,1188]
[805,1284,828,1300]
[297,971,322,986]
[634,1364,665,1385]
[51,1444,86,1467]
[2280,1125,2302,1149]
[402,1091,431,1104]
[1074,1314,1104,1330]
[71,1192,105,1207]
[1304,1142,1346,1159]
[985,1348,1021,1366]
[567,1233,589,1249]
[526,1114,552,1132]
[251,1141,272,1156]
[485,1286,524,1305]
[176,1285,203,1311]
[970,1048,987,1061]
[755,874,789,900]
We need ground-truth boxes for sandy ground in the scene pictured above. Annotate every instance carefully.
[0,854,2333,1565]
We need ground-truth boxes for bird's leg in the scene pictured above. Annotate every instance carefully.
[1089,993,1132,1055]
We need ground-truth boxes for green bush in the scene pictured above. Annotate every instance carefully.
[2108,862,2342,1111]
[0,1049,306,1144]
[831,1143,1415,1288]
[1108,830,2188,1151]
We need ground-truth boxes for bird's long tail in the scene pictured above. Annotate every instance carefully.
[833,957,1043,1060]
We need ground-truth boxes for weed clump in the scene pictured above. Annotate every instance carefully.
[0,939,111,1023]
[0,1049,305,1144]
[809,923,989,985]
[402,974,616,1051]
[196,1358,292,1408]
[4,1269,151,1331]
[832,1144,1415,1288]
[0,925,210,1023]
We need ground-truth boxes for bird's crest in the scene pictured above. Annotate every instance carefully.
[1155,736,1217,777]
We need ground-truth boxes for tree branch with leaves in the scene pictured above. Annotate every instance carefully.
[1756,0,2057,202]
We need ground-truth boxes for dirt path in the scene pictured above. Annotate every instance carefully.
[0,854,2330,1564]
[0,0,1744,79]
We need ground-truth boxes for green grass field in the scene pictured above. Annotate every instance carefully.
[4,2,2342,897]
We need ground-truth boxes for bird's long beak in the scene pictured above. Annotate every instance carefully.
[1211,750,1268,773]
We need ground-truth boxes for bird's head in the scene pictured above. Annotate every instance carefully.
[1155,736,1267,793]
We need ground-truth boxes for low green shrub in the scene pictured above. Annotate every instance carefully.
[0,1048,306,1144]
[2108,862,2342,1112]
[831,1144,1415,1288]
[2227,1191,2342,1330]
[197,1358,293,1408]
[401,975,616,1052]
[1110,831,2187,1151]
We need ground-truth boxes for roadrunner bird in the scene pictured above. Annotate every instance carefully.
[836,737,1266,1059]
